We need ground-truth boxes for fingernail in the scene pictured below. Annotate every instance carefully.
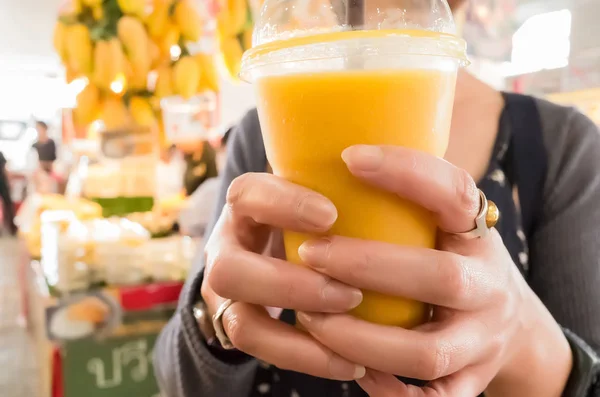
[330,354,367,380]
[301,196,338,228]
[342,145,384,171]
[296,311,315,326]
[325,281,363,310]
[288,278,361,311]
[358,370,375,385]
[298,239,330,269]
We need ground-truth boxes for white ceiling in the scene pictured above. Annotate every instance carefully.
[0,0,62,57]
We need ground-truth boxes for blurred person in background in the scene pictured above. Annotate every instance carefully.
[28,121,60,194]
[32,121,57,173]
[182,139,218,197]
[0,151,17,235]
[155,0,600,396]
[178,127,233,237]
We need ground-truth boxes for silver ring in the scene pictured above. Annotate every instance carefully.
[453,190,498,239]
[212,299,237,350]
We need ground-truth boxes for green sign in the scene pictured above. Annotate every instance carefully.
[63,333,162,397]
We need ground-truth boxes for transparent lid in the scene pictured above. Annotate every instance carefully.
[241,0,468,81]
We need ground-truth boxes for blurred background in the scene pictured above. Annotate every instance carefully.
[0,0,597,396]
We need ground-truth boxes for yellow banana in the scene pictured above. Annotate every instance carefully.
[118,16,149,59]
[147,0,170,38]
[149,39,162,69]
[154,65,174,98]
[66,65,80,83]
[156,113,169,148]
[74,83,100,125]
[242,25,253,51]
[195,53,219,93]
[130,63,150,90]
[130,96,157,127]
[93,40,110,89]
[159,23,181,59]
[100,96,130,130]
[220,37,244,81]
[83,0,103,6]
[93,39,125,90]
[173,56,201,99]
[174,0,203,42]
[72,0,83,14]
[117,0,146,17]
[217,0,248,37]
[118,16,151,86]
[65,24,93,75]
[108,39,126,85]
[53,22,69,63]
[122,58,147,90]
[92,5,104,20]
[149,95,161,110]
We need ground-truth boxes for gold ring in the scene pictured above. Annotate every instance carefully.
[454,190,500,239]
[486,200,500,229]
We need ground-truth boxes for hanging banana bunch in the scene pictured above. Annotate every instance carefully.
[54,0,227,133]
[216,0,254,81]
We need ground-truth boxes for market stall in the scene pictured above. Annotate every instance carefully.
[16,0,262,395]
[24,209,198,397]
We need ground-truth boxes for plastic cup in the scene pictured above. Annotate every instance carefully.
[240,0,468,328]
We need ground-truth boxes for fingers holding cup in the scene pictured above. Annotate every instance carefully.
[298,236,500,311]
[214,301,366,381]
[341,145,498,237]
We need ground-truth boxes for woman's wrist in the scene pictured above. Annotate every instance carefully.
[486,294,572,397]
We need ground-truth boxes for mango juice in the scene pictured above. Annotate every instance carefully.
[256,68,457,327]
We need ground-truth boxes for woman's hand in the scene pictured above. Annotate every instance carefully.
[295,145,572,397]
[201,172,367,380]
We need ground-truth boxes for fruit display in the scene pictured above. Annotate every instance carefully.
[16,194,104,258]
[216,0,258,80]
[41,214,197,292]
[53,0,219,145]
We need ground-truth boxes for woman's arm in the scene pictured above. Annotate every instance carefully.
[153,109,267,397]
[489,102,600,396]
[530,102,600,350]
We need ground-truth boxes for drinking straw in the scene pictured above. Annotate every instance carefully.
[346,0,365,28]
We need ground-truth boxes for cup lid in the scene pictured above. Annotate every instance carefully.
[241,0,468,80]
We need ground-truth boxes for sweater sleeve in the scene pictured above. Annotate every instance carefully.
[153,109,266,397]
[529,100,600,351]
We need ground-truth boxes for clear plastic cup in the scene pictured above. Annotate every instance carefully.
[240,0,468,328]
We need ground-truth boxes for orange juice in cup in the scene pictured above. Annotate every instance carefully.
[240,1,468,328]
